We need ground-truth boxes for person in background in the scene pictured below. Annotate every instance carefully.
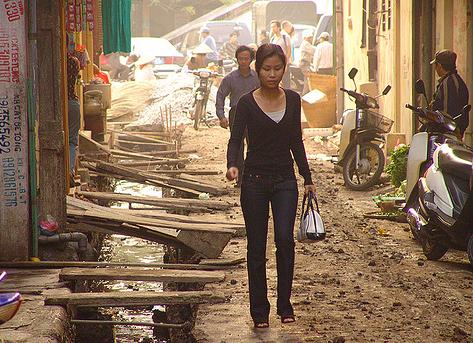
[270,20,291,87]
[226,43,316,328]
[220,32,239,60]
[281,20,295,63]
[248,43,258,71]
[66,49,81,185]
[92,64,110,84]
[200,26,219,64]
[258,29,270,46]
[134,56,156,82]
[216,45,260,186]
[312,32,333,75]
[430,49,470,138]
[298,30,315,95]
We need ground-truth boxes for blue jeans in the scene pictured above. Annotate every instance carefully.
[68,99,80,173]
[240,173,298,322]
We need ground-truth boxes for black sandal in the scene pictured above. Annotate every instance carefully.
[281,315,295,324]
[254,321,269,329]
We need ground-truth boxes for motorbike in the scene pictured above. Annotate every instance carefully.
[190,68,220,130]
[0,271,22,324]
[289,64,304,93]
[337,67,393,190]
[404,79,473,266]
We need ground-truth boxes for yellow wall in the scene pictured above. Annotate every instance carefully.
[342,0,369,110]
[397,1,414,140]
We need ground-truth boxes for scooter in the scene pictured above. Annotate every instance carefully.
[0,271,22,325]
[337,68,393,190]
[404,79,473,266]
[190,68,220,130]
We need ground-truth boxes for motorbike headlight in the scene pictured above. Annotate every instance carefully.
[199,71,210,78]
[366,97,379,109]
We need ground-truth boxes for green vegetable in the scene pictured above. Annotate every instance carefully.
[386,145,410,188]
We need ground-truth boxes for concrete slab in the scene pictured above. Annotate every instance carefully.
[0,269,72,343]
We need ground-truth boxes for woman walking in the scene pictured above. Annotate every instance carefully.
[226,43,316,328]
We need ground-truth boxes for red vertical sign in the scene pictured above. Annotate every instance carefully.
[0,0,30,260]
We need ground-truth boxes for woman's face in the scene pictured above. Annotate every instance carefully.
[258,54,285,88]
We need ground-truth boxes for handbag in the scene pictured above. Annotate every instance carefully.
[297,192,326,242]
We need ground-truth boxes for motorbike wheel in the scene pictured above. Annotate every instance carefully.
[342,142,385,191]
[421,236,448,261]
[193,99,203,130]
[467,234,473,267]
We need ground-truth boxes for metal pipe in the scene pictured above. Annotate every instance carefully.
[38,232,88,252]
[71,319,190,329]
[27,0,39,258]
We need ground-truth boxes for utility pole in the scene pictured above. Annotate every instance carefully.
[0,1,31,260]
[36,1,68,230]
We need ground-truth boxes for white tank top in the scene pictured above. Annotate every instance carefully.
[264,108,286,123]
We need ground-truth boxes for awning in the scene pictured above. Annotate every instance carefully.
[101,0,132,54]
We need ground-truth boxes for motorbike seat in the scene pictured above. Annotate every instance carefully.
[436,143,472,181]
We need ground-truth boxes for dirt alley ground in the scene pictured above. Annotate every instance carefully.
[176,124,472,343]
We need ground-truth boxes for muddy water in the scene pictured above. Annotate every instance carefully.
[100,181,167,342]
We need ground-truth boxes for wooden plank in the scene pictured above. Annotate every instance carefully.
[59,268,225,283]
[79,132,111,155]
[118,132,173,145]
[68,209,235,234]
[122,209,245,228]
[0,261,230,271]
[199,258,246,266]
[118,159,189,167]
[148,170,220,176]
[111,149,162,160]
[117,139,173,148]
[75,192,232,211]
[44,291,226,307]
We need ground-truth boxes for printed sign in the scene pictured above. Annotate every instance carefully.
[0,0,30,259]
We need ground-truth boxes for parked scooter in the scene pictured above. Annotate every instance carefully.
[190,69,220,130]
[404,79,473,266]
[337,68,393,190]
[0,272,22,325]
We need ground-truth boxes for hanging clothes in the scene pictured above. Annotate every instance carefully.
[101,0,132,55]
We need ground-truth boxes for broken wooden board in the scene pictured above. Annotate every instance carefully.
[120,208,244,229]
[68,208,235,234]
[76,191,232,212]
[0,261,231,271]
[67,197,234,258]
[59,268,225,283]
[45,290,226,307]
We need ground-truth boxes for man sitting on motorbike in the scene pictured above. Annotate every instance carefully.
[430,49,470,138]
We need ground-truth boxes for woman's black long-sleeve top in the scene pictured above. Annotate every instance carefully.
[227,88,313,185]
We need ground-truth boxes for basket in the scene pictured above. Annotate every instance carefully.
[360,110,394,133]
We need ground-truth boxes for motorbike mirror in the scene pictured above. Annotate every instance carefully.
[348,68,358,80]
[415,79,426,96]
[382,85,391,96]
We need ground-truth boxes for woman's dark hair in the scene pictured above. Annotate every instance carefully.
[255,43,286,75]
[235,45,255,61]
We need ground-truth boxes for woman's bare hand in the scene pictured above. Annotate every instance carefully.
[304,184,317,195]
[226,167,239,181]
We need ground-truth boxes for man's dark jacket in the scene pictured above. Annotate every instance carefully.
[431,70,469,134]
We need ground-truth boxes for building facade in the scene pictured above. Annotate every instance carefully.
[342,0,473,144]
